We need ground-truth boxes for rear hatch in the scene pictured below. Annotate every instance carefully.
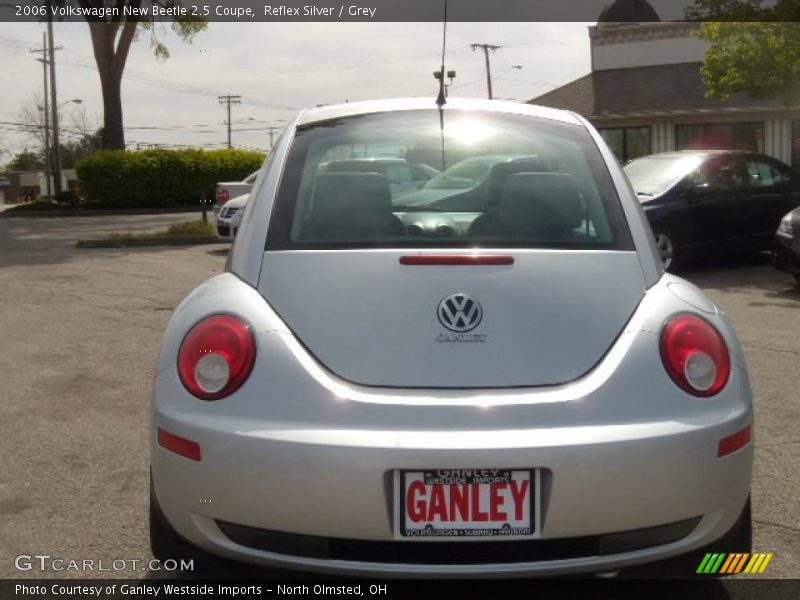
[258,251,645,387]
[257,107,644,388]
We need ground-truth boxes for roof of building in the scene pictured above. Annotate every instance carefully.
[597,0,660,25]
[530,62,794,120]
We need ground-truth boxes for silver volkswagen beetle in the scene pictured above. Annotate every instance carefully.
[151,98,753,576]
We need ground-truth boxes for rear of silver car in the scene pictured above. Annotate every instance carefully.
[151,99,752,576]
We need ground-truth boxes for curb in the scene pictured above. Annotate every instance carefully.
[76,236,228,249]
[2,207,207,219]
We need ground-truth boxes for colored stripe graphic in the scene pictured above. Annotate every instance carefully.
[699,552,774,574]
[719,553,749,574]
[732,553,750,573]
[720,554,736,573]
[697,553,727,573]
[758,554,774,573]
[744,553,774,574]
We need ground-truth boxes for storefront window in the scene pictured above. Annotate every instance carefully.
[675,122,764,153]
[599,127,651,163]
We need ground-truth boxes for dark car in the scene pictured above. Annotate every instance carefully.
[772,207,800,284]
[624,151,800,270]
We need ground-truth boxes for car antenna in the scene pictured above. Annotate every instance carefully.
[436,0,448,107]
[437,0,448,172]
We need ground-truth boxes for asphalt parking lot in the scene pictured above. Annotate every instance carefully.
[0,213,797,584]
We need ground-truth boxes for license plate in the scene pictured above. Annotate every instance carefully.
[396,469,536,538]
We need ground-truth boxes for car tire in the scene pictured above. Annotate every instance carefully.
[793,272,800,285]
[150,472,212,566]
[652,225,682,272]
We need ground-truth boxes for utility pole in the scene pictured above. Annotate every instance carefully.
[47,14,63,194]
[471,43,501,100]
[218,95,241,149]
[265,126,282,150]
[30,33,53,201]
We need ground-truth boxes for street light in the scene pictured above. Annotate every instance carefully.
[495,65,523,80]
[57,98,82,110]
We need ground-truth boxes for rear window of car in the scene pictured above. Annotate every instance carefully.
[624,154,705,197]
[267,110,633,250]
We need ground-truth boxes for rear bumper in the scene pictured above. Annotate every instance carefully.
[152,368,753,576]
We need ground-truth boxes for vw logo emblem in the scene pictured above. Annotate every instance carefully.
[437,293,483,332]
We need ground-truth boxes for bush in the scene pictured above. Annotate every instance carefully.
[55,190,81,207]
[76,148,265,208]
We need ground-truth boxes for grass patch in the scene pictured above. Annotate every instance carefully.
[165,220,215,237]
[76,219,222,248]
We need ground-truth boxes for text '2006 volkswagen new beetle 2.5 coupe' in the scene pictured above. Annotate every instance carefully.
[151,98,753,577]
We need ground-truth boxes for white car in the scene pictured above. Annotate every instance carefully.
[151,98,753,577]
[214,193,249,240]
[213,171,258,216]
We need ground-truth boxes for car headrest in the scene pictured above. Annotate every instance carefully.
[310,172,393,227]
[499,173,583,230]
[488,158,548,207]
[324,161,382,174]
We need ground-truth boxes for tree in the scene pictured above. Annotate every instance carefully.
[18,94,48,152]
[54,1,206,150]
[7,151,45,171]
[687,1,800,103]
[17,93,85,169]
[60,129,104,168]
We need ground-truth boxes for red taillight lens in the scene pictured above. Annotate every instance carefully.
[660,313,730,397]
[216,188,230,203]
[177,314,256,400]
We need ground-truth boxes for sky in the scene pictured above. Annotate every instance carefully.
[0,0,686,159]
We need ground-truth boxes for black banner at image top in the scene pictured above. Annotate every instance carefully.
[3,0,800,23]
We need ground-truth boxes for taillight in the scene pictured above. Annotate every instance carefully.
[177,314,256,400]
[660,313,730,397]
[216,188,230,204]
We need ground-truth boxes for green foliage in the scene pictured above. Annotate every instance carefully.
[695,22,800,103]
[165,220,215,237]
[684,0,763,20]
[76,148,264,207]
[60,129,104,170]
[685,0,800,20]
[7,150,44,171]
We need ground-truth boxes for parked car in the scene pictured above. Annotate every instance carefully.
[213,170,258,215]
[772,207,800,284]
[624,150,800,270]
[395,154,542,210]
[215,194,248,240]
[320,157,438,197]
[151,98,753,577]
